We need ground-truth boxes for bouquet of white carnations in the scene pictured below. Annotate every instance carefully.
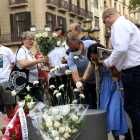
[33,104,88,140]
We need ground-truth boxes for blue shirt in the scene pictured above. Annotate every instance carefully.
[68,40,96,84]
[81,36,90,41]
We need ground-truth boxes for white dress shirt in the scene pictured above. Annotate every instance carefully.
[48,45,69,78]
[104,16,140,71]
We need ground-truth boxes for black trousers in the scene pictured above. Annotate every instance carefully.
[49,75,72,106]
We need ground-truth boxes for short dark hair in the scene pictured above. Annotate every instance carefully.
[135,24,140,28]
[102,51,110,56]
[88,36,97,41]
[87,43,105,63]
[54,27,65,35]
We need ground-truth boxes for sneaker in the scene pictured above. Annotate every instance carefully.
[0,111,3,115]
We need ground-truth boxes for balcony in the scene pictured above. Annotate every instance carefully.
[46,0,58,9]
[87,11,93,19]
[77,8,85,19]
[105,27,111,38]
[9,0,28,8]
[1,33,22,45]
[58,0,68,12]
[69,4,78,16]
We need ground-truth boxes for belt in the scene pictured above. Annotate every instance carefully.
[122,65,140,73]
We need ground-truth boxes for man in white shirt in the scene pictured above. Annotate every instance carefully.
[0,44,15,117]
[101,8,140,140]
[48,27,70,105]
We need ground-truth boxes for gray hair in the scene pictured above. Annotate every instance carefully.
[21,31,35,40]
[75,24,82,33]
[102,7,119,19]
[66,34,81,45]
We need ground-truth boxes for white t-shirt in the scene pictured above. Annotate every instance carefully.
[0,46,15,84]
[16,46,40,83]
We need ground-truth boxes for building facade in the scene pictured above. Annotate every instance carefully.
[0,0,93,53]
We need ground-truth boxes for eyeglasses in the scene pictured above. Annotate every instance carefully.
[103,14,111,24]
[70,48,79,52]
[25,38,35,42]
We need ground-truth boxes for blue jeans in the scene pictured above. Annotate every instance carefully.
[121,66,140,140]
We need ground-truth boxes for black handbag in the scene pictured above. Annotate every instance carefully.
[6,48,29,93]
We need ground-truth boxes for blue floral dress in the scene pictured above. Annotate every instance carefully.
[99,65,128,136]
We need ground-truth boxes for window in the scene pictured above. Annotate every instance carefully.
[123,7,125,15]
[59,17,64,27]
[114,3,116,9]
[110,0,112,7]
[94,0,98,9]
[85,0,88,13]
[95,17,99,28]
[48,13,53,32]
[16,13,28,37]
[104,1,106,10]
[70,20,73,24]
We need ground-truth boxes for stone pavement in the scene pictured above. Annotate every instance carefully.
[0,114,125,140]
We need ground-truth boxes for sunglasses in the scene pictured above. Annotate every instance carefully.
[103,14,111,24]
[70,48,79,52]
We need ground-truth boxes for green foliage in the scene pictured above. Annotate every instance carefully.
[74,119,84,130]
[128,0,140,11]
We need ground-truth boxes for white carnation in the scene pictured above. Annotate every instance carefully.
[61,55,65,59]
[52,33,58,38]
[47,116,54,121]
[53,90,59,95]
[71,115,79,122]
[17,100,25,107]
[58,84,64,90]
[65,70,71,75]
[50,68,56,73]
[42,32,48,37]
[27,102,35,110]
[60,138,65,140]
[59,126,65,133]
[54,121,61,128]
[11,90,17,96]
[56,93,62,98]
[79,93,85,98]
[55,137,60,140]
[72,100,77,104]
[38,33,42,37]
[35,34,39,38]
[57,41,61,46]
[74,56,79,60]
[39,125,44,130]
[42,134,47,140]
[55,66,60,70]
[66,126,72,133]
[73,88,78,92]
[52,130,58,137]
[49,85,55,89]
[26,85,30,91]
[46,121,52,127]
[72,129,78,133]
[52,109,59,115]
[56,115,63,121]
[62,41,66,46]
[63,133,70,139]
[76,81,82,88]
[43,114,48,119]
[33,81,39,85]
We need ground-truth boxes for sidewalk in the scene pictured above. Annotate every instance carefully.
[0,114,124,140]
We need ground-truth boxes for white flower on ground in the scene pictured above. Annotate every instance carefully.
[42,134,47,140]
[76,81,82,88]
[56,115,63,121]
[38,33,42,37]
[27,102,35,110]
[39,125,44,130]
[52,33,58,38]
[73,88,78,92]
[52,109,59,115]
[33,81,39,85]
[66,126,72,133]
[58,84,64,90]
[63,133,70,139]
[43,114,48,119]
[72,129,78,133]
[42,32,48,37]
[49,85,55,89]
[55,66,60,70]
[72,100,77,104]
[60,138,65,140]
[71,115,79,122]
[74,56,79,60]
[11,90,17,96]
[65,70,71,75]
[56,93,62,98]
[35,34,39,38]
[55,137,60,140]
[26,85,30,91]
[57,41,61,46]
[61,55,65,59]
[53,90,59,95]
[46,121,52,127]
[79,93,85,99]
[50,68,56,73]
[54,121,61,128]
[59,127,65,133]
[17,100,25,107]
[52,130,58,137]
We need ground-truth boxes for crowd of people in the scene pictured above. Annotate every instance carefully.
[0,7,140,140]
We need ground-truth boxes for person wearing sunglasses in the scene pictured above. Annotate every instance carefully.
[66,34,97,109]
[100,7,140,140]
[79,43,128,140]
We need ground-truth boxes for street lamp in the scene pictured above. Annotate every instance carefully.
[82,24,89,37]
[44,24,50,32]
[30,25,36,32]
